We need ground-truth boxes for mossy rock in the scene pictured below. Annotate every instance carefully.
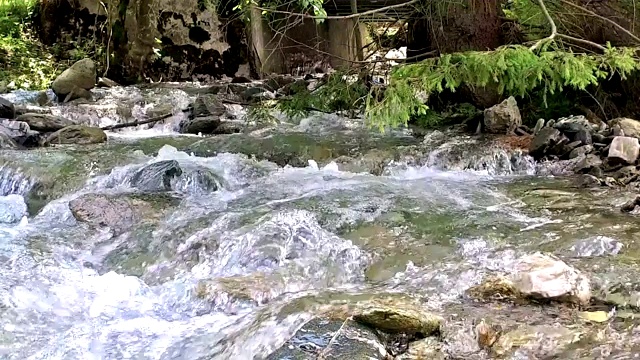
[44,125,107,145]
[353,305,443,336]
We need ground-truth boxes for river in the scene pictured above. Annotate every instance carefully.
[1,84,639,359]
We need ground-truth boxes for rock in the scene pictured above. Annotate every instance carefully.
[0,194,27,223]
[51,58,96,101]
[44,125,107,145]
[554,115,594,134]
[613,165,639,184]
[0,97,15,119]
[70,194,139,234]
[592,133,606,143]
[612,124,625,137]
[0,120,40,147]
[468,253,591,305]
[512,252,591,305]
[621,195,640,213]
[574,128,592,145]
[533,118,545,135]
[97,77,119,88]
[608,136,640,164]
[612,118,640,138]
[188,94,226,118]
[15,113,75,132]
[266,318,388,360]
[0,133,18,149]
[575,174,601,188]
[396,337,446,360]
[130,160,183,192]
[353,305,442,336]
[172,167,222,194]
[491,324,583,357]
[179,116,221,134]
[483,96,522,134]
[529,127,563,158]
[574,154,602,173]
[569,144,593,159]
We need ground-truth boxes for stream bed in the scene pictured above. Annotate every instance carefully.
[2,85,640,359]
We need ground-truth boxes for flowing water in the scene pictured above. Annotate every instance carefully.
[2,85,640,359]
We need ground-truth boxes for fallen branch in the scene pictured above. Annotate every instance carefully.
[256,0,418,20]
[559,0,640,45]
[100,112,179,130]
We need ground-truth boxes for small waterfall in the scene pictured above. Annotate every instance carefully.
[0,165,36,196]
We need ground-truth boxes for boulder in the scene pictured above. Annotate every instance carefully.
[0,120,40,147]
[179,116,221,134]
[15,113,75,132]
[608,136,640,164]
[69,194,139,235]
[512,252,591,305]
[529,127,563,158]
[44,125,107,145]
[483,96,522,134]
[574,154,602,173]
[130,160,183,192]
[553,115,595,134]
[0,97,15,119]
[468,252,591,305]
[0,194,27,223]
[51,58,96,101]
[612,118,640,139]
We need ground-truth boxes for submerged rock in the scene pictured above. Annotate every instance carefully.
[130,160,183,192]
[15,113,75,132]
[484,96,522,134]
[492,324,583,357]
[0,194,27,223]
[267,318,387,360]
[44,125,107,145]
[0,97,15,119]
[608,136,640,164]
[353,305,443,336]
[51,58,96,101]
[468,253,591,305]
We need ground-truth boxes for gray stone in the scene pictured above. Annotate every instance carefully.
[612,117,640,138]
[130,160,183,192]
[533,118,545,135]
[0,97,15,119]
[97,77,119,88]
[179,116,221,134]
[44,125,107,145]
[51,58,96,101]
[554,115,594,133]
[0,194,27,223]
[574,128,592,145]
[267,318,387,360]
[529,127,563,158]
[70,194,139,235]
[512,252,591,305]
[0,133,17,149]
[483,96,522,134]
[570,236,623,257]
[612,124,625,137]
[575,174,601,188]
[569,145,593,159]
[15,113,75,132]
[608,136,640,164]
[0,120,40,147]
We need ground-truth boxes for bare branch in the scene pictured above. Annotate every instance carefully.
[256,0,418,20]
[559,0,640,45]
[530,0,557,51]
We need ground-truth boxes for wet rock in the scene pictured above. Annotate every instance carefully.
[575,174,601,188]
[179,116,221,134]
[195,273,279,306]
[97,77,119,88]
[554,115,595,134]
[620,195,640,213]
[574,154,602,173]
[267,318,387,360]
[15,113,75,132]
[491,324,582,357]
[396,337,446,360]
[51,58,96,101]
[130,160,183,192]
[612,117,640,138]
[469,253,591,305]
[569,144,593,159]
[0,133,18,149]
[529,127,563,158]
[69,193,178,236]
[570,236,623,257]
[574,128,592,145]
[613,165,639,184]
[44,125,107,145]
[512,252,591,305]
[352,305,443,336]
[173,168,222,194]
[0,97,15,119]
[0,194,27,223]
[608,136,640,164]
[483,96,522,134]
[0,120,40,147]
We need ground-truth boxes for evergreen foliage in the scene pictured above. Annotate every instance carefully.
[365,44,640,130]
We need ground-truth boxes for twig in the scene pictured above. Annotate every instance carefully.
[559,0,640,45]
[101,112,177,130]
[256,0,418,20]
[557,34,606,51]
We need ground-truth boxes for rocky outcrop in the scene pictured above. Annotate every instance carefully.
[51,58,96,102]
[44,125,107,145]
[0,97,15,119]
[484,96,522,134]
